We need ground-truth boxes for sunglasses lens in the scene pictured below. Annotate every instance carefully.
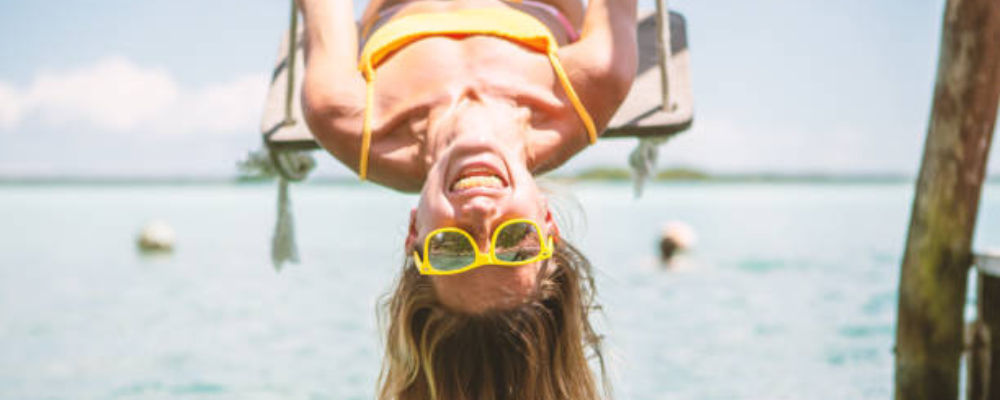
[494,222,543,263]
[427,231,477,271]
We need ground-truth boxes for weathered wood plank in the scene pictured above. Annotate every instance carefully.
[970,272,1000,400]
[894,0,1000,399]
[970,251,1000,400]
[603,10,693,138]
[977,251,1000,278]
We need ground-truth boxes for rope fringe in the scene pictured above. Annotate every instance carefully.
[272,178,300,271]
[628,136,670,199]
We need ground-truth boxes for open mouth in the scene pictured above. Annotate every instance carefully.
[449,166,509,193]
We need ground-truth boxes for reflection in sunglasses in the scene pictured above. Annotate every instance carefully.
[417,219,551,274]
[495,223,541,262]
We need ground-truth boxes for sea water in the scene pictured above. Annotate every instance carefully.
[1,182,998,399]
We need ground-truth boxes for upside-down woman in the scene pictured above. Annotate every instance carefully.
[295,0,637,398]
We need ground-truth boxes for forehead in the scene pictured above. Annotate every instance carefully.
[431,260,543,313]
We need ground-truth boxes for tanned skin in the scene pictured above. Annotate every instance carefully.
[296,0,638,192]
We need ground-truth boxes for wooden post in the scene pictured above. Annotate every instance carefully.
[893,0,1000,399]
[970,253,1000,400]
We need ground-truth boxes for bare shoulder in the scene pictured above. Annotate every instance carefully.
[555,0,638,133]
[300,81,366,174]
[557,39,636,134]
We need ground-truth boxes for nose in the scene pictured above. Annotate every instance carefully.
[454,196,501,251]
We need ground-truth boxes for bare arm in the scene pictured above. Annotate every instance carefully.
[528,0,636,174]
[297,0,367,176]
[558,0,638,132]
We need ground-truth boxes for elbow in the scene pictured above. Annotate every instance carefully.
[611,32,639,102]
[300,83,332,133]
[594,38,638,108]
[298,77,365,167]
[300,82,361,130]
[299,77,365,138]
[608,58,637,107]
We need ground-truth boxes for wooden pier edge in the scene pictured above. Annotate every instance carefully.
[970,252,1000,400]
[893,0,1000,399]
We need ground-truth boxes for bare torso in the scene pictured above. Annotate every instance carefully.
[298,0,637,191]
[362,0,592,186]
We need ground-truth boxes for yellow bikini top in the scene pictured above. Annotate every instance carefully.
[356,6,597,180]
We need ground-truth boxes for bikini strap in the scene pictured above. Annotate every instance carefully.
[546,51,598,144]
[360,63,376,180]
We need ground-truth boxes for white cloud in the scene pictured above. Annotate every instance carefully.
[0,82,21,129]
[154,74,267,134]
[26,57,179,131]
[0,56,267,135]
[555,117,926,175]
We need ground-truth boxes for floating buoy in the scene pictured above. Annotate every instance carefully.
[659,221,696,262]
[137,220,175,253]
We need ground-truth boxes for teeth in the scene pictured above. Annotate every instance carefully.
[451,175,504,191]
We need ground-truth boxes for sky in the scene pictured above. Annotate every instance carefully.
[0,0,996,178]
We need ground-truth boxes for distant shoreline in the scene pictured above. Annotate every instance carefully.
[561,167,958,184]
[0,174,1000,186]
[1,167,997,186]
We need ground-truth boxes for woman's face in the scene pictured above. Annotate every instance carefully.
[406,102,556,314]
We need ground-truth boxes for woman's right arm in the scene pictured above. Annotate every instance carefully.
[297,0,367,175]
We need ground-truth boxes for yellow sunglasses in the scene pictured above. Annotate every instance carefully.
[412,218,555,275]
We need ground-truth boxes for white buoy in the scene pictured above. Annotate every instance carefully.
[137,220,175,252]
[659,221,696,262]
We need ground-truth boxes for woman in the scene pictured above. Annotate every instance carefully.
[295,0,636,398]
[297,0,637,191]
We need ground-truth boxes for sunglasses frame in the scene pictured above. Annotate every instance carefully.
[412,218,554,275]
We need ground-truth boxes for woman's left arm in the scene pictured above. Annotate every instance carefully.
[557,0,638,133]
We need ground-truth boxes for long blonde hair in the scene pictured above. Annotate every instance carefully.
[377,240,608,400]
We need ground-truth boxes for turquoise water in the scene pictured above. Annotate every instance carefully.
[1,182,998,399]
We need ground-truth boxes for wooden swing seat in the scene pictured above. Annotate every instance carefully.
[260,2,693,177]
